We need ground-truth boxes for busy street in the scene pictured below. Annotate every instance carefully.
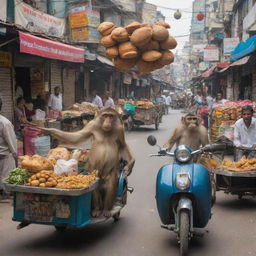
[1,0,256,256]
[0,111,256,256]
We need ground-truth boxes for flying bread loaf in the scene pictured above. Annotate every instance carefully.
[97,21,177,74]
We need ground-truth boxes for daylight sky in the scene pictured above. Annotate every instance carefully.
[146,0,193,51]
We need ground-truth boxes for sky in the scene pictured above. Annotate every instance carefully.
[146,0,193,51]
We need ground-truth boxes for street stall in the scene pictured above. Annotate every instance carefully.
[207,100,256,199]
[132,100,160,130]
[4,146,129,230]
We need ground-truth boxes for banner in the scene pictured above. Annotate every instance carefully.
[204,47,219,62]
[19,32,84,63]
[223,38,239,55]
[15,1,65,38]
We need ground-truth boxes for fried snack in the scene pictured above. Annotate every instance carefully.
[155,21,170,29]
[136,59,155,74]
[106,46,119,59]
[160,36,177,50]
[142,50,162,62]
[100,35,117,47]
[221,157,256,171]
[125,21,142,34]
[152,25,169,41]
[111,27,129,42]
[47,147,70,161]
[130,27,152,47]
[56,171,97,189]
[19,155,56,173]
[114,57,137,70]
[26,170,59,187]
[119,41,138,59]
[97,22,115,36]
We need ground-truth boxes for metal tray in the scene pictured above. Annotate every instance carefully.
[213,169,256,177]
[3,178,99,196]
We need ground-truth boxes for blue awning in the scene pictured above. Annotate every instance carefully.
[230,35,256,61]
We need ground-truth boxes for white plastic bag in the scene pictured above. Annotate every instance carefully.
[54,159,78,176]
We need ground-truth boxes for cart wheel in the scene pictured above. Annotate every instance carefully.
[54,225,67,232]
[113,212,120,222]
[155,118,159,130]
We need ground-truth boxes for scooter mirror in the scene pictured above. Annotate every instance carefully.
[147,135,157,146]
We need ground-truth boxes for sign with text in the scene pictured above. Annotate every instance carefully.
[15,1,65,38]
[71,27,100,43]
[204,47,219,62]
[19,32,84,63]
[69,9,100,28]
[223,37,239,55]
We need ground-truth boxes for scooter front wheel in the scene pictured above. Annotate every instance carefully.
[179,209,189,256]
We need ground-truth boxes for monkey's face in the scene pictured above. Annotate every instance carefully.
[185,116,198,130]
[101,112,116,132]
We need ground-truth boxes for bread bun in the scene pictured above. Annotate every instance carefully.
[142,50,162,62]
[114,57,137,70]
[100,35,116,47]
[98,22,115,36]
[144,40,160,51]
[137,59,155,74]
[106,46,119,59]
[155,21,170,29]
[125,21,142,35]
[111,27,129,42]
[152,25,169,41]
[119,42,138,59]
[160,36,177,50]
[130,27,152,47]
[154,50,174,67]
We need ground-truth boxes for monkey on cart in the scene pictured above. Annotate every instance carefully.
[41,107,135,217]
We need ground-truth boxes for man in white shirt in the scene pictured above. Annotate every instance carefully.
[48,86,63,111]
[91,90,103,108]
[212,92,227,108]
[0,98,17,199]
[165,93,171,114]
[104,91,115,108]
[234,105,256,160]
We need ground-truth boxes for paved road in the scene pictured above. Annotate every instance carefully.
[1,110,256,256]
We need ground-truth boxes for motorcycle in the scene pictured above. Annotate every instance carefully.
[147,135,225,256]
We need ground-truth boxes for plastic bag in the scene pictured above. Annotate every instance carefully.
[34,136,51,156]
[54,159,78,176]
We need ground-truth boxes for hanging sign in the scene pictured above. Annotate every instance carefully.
[19,32,85,63]
[15,1,65,38]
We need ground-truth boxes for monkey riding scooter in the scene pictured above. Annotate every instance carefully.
[147,135,225,256]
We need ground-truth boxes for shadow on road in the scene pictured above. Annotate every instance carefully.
[8,219,128,254]
[215,195,256,210]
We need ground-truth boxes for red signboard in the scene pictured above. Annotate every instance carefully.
[19,32,84,63]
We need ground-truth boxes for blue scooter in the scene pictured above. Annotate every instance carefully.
[147,135,225,256]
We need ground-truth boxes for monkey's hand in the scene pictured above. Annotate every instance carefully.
[123,165,132,178]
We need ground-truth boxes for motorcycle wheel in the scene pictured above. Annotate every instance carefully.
[179,210,189,256]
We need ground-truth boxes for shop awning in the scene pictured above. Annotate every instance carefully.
[201,65,216,78]
[230,35,256,61]
[19,32,84,63]
[216,62,230,68]
[219,56,250,73]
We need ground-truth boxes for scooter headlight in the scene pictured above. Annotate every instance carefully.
[175,146,192,163]
[176,172,191,191]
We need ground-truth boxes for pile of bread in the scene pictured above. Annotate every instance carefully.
[97,21,177,74]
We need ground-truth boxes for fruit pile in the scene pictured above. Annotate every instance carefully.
[97,21,177,74]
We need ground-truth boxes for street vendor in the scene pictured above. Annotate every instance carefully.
[234,105,256,159]
[0,97,17,200]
